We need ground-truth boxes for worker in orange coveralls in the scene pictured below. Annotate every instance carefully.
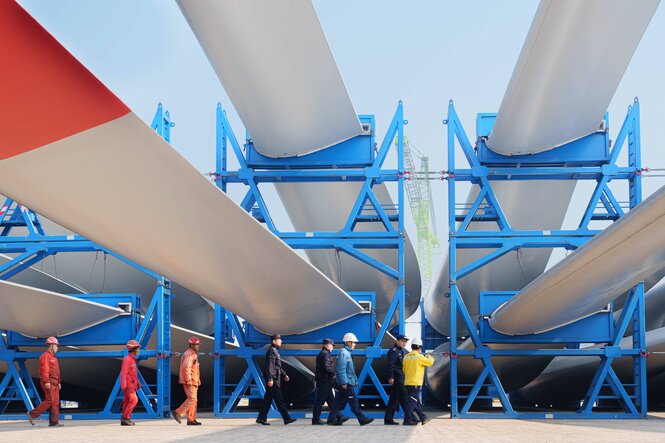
[28,336,62,427]
[172,336,202,426]
[120,339,142,426]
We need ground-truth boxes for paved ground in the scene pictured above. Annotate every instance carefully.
[3,411,665,442]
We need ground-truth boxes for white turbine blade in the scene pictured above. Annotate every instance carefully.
[178,0,420,323]
[0,280,123,338]
[275,182,422,326]
[0,253,82,295]
[424,180,575,336]
[488,0,659,155]
[0,2,362,335]
[517,326,665,405]
[177,0,362,157]
[34,218,215,334]
[491,185,665,335]
[425,340,558,404]
[425,0,659,338]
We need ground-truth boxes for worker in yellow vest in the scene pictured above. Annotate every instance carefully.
[402,337,433,425]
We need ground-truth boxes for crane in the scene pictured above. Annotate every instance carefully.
[400,136,440,291]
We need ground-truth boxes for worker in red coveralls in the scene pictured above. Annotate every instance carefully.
[28,336,62,427]
[119,339,142,426]
[172,336,202,425]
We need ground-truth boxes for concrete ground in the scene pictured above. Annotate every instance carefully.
[3,411,665,442]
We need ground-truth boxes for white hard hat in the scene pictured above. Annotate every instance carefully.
[411,337,423,347]
[343,332,359,343]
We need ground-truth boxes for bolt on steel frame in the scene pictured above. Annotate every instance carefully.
[443,98,647,418]
[0,105,175,420]
[211,101,408,418]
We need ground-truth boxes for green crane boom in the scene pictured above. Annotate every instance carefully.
[399,136,439,291]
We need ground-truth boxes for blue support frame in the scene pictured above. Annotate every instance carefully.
[0,105,175,421]
[442,99,647,418]
[210,101,408,418]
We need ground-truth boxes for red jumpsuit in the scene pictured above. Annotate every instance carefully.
[30,350,61,425]
[120,354,141,419]
[175,348,201,422]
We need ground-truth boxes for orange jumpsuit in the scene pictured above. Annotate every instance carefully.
[120,354,141,419]
[30,350,61,425]
[175,348,200,422]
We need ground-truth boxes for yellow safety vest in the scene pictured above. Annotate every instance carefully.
[403,350,434,386]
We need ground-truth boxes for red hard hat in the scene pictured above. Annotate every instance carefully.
[188,336,201,345]
[126,339,141,349]
[45,336,59,345]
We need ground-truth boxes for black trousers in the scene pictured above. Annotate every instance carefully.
[384,379,412,423]
[312,381,339,422]
[405,386,427,422]
[335,385,367,422]
[257,382,291,422]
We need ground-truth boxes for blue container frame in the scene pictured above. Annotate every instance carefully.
[440,98,647,419]
[210,101,408,419]
[0,105,176,421]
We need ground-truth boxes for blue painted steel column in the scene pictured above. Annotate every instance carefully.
[156,279,172,417]
[213,305,227,418]
[397,101,406,334]
[216,103,228,193]
[633,282,647,415]
[629,99,642,208]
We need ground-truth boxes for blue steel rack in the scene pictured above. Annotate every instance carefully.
[441,98,647,418]
[210,101,408,419]
[0,105,175,421]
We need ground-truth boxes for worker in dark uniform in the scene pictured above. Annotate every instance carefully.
[312,338,340,425]
[384,334,415,425]
[28,337,62,427]
[256,334,297,426]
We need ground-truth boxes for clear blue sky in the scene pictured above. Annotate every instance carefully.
[19,0,665,279]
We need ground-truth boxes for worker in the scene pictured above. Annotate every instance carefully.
[119,339,142,426]
[312,338,340,425]
[172,336,202,426]
[402,338,434,426]
[28,336,62,427]
[384,334,414,425]
[256,334,297,426]
[334,332,374,426]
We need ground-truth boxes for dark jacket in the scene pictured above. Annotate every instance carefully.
[386,344,406,382]
[315,347,336,384]
[264,346,288,383]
